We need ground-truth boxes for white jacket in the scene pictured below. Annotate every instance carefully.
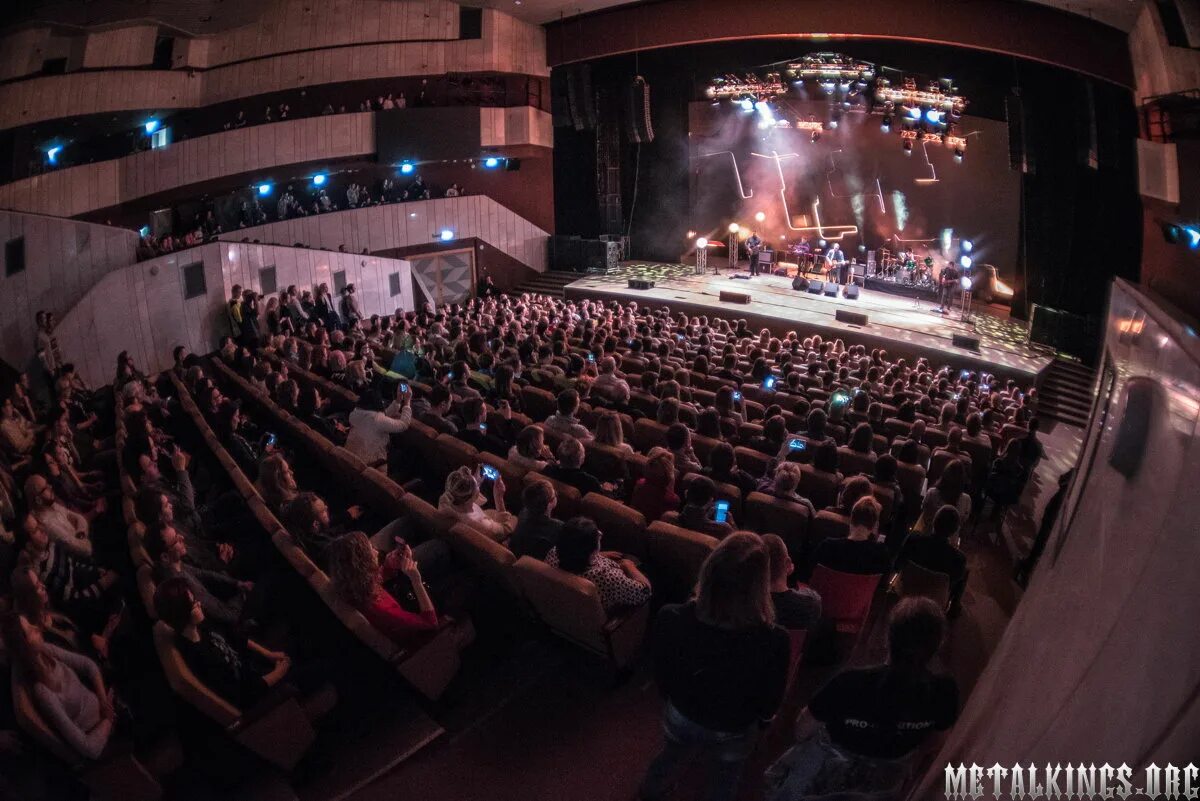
[345,401,412,465]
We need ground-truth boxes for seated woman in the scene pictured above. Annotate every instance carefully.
[666,423,703,476]
[811,441,844,485]
[902,505,968,615]
[837,475,874,516]
[846,422,878,460]
[154,577,333,712]
[2,612,114,760]
[437,466,516,541]
[508,425,553,471]
[37,442,106,520]
[545,517,651,612]
[594,411,635,455]
[919,459,971,531]
[299,386,348,443]
[757,462,817,517]
[702,442,758,496]
[327,532,466,646]
[629,447,679,523]
[213,401,263,474]
[10,567,92,654]
[676,476,735,538]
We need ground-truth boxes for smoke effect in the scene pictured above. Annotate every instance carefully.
[892,190,908,232]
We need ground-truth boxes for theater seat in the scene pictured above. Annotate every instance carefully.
[581,493,649,559]
[895,462,927,517]
[272,530,319,579]
[520,386,558,421]
[539,475,583,520]
[645,521,719,602]
[357,466,406,519]
[152,621,317,771]
[633,418,670,452]
[807,564,882,635]
[734,446,772,478]
[744,492,812,562]
[431,434,480,485]
[584,442,630,484]
[811,510,851,548]
[799,465,841,510]
[511,556,650,669]
[837,447,877,478]
[889,561,952,612]
[443,522,522,600]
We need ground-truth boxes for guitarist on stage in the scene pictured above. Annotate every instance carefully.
[936,260,961,315]
[746,231,764,276]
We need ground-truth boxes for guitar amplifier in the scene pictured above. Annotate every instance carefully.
[720,290,752,304]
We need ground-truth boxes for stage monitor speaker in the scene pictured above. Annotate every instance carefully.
[835,310,869,326]
[807,280,824,294]
[628,279,655,290]
[627,76,654,143]
[792,275,809,291]
[952,333,982,351]
[824,283,839,297]
[844,284,860,300]
[720,290,752,304]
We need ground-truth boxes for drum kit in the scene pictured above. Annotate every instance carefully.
[876,247,938,289]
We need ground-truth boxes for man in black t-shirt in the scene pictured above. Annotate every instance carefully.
[808,597,958,760]
[810,496,892,577]
[763,534,822,630]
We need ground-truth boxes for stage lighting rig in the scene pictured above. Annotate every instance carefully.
[707,73,786,102]
[786,53,875,84]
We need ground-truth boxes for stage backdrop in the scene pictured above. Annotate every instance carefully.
[688,100,1019,282]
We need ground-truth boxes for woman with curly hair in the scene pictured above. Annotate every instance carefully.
[326,531,441,644]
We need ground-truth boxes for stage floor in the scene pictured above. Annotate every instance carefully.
[563,263,1051,380]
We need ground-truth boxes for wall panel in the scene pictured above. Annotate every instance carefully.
[217,195,548,273]
[0,210,139,373]
[81,26,158,69]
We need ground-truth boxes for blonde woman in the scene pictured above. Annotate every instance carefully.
[437,466,516,540]
[594,411,634,455]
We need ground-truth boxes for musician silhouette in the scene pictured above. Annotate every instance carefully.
[746,232,763,276]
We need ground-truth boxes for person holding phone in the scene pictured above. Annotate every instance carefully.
[678,476,735,538]
[437,466,515,542]
[345,383,412,468]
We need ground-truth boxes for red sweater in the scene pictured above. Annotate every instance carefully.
[630,479,680,524]
[360,563,439,644]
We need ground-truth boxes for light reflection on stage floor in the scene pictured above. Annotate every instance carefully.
[562,262,1052,380]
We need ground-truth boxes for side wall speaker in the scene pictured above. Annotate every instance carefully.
[720,290,751,304]
[627,76,654,144]
[835,310,869,326]
[952,333,982,350]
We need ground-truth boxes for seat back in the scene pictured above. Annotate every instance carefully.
[895,462,927,510]
[926,450,963,486]
[136,564,158,619]
[357,467,406,519]
[633,418,670,452]
[808,564,881,634]
[894,561,952,610]
[870,483,896,526]
[837,447,877,478]
[443,522,521,598]
[645,521,718,602]
[690,433,723,466]
[733,446,772,478]
[520,386,558,421]
[540,476,584,521]
[811,510,851,548]
[744,491,812,559]
[431,434,480,485]
[799,465,840,510]
[583,442,629,483]
[511,556,608,654]
[581,493,648,559]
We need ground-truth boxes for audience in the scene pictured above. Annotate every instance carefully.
[545,517,651,611]
[810,497,891,576]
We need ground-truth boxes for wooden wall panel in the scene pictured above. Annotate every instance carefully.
[81,25,158,69]
[0,210,139,373]
[0,113,377,218]
[0,8,546,131]
[217,195,548,274]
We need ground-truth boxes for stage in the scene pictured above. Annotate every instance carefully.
[562,263,1052,382]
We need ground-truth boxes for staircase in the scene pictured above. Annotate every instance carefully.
[509,270,581,299]
[1038,358,1096,428]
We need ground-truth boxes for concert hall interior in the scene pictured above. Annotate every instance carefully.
[0,0,1197,800]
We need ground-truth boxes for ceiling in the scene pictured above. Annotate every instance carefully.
[3,0,1144,34]
[483,0,1142,31]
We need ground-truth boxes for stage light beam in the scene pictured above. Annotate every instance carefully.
[728,223,740,233]
[755,211,766,223]
[696,237,708,248]
[960,255,973,268]
[962,240,974,253]
[312,174,327,186]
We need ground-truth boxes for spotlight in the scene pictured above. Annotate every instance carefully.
[728,223,740,234]
[138,226,150,238]
[960,276,973,291]
[696,237,708,248]
[881,114,892,132]
[686,230,697,239]
[858,244,866,252]
[902,140,913,155]
[962,240,974,253]
[45,146,61,164]
[483,156,501,169]
[312,174,327,186]
[811,130,821,143]
[439,229,455,241]
[754,211,766,223]
[953,148,964,163]
[758,120,771,130]
[1187,226,1200,249]
[257,183,273,195]
[818,239,827,247]
[399,162,415,174]
[754,101,769,112]
[740,98,754,112]
[907,107,921,120]
[828,118,839,130]
[960,255,973,268]
[925,109,943,125]
[145,119,160,134]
